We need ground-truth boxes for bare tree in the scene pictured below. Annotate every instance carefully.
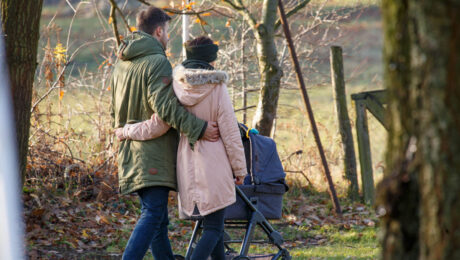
[219,0,311,136]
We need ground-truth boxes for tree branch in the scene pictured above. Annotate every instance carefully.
[221,0,244,11]
[163,7,213,15]
[32,38,107,112]
[210,8,234,19]
[196,14,209,34]
[108,1,120,47]
[136,0,150,5]
[221,0,258,30]
[274,0,311,30]
[135,0,234,33]
[136,0,230,16]
[109,0,131,31]
[31,64,69,112]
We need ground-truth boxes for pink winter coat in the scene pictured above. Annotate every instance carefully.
[120,65,247,217]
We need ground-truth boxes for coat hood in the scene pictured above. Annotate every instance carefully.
[173,65,229,106]
[118,31,165,61]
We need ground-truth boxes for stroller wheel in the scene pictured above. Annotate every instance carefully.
[280,249,291,260]
[174,254,185,260]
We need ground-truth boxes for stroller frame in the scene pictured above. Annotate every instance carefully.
[183,186,291,260]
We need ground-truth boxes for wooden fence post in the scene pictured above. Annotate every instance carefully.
[354,99,375,204]
[330,46,359,201]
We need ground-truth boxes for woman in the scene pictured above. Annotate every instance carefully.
[115,36,247,259]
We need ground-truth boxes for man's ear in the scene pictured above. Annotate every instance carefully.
[154,26,163,38]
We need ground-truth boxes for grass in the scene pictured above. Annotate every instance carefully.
[193,228,378,260]
[290,244,378,259]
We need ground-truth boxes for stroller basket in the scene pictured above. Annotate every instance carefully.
[225,183,285,220]
[183,186,291,260]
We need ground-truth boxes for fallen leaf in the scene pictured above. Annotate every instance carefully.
[31,208,46,218]
[363,219,375,227]
[82,229,90,239]
[99,215,111,225]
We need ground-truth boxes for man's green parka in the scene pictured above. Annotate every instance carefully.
[110,31,206,195]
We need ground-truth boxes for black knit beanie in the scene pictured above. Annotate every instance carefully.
[185,43,219,63]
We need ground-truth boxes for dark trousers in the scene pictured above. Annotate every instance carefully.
[122,186,174,260]
[191,208,226,260]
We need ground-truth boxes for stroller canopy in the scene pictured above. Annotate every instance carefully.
[248,130,286,185]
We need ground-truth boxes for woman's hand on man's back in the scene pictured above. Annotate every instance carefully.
[202,121,220,142]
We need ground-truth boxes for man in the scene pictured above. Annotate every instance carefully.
[110,7,219,260]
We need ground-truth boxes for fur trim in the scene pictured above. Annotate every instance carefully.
[173,65,228,86]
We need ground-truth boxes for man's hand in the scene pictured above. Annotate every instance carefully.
[114,128,126,141]
[235,176,244,185]
[202,121,220,142]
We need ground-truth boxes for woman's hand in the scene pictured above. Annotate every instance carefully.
[234,176,244,185]
[114,128,126,141]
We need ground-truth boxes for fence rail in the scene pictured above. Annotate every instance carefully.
[351,89,387,205]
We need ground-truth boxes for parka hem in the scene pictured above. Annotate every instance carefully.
[120,181,177,195]
[180,196,236,218]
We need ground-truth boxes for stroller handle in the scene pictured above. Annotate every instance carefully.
[235,185,256,211]
[234,185,276,233]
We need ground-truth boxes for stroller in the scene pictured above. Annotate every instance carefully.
[182,124,291,260]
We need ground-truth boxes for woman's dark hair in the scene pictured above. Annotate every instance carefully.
[185,36,214,48]
[136,7,172,35]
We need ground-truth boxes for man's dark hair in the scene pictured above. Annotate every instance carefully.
[185,36,214,47]
[136,7,172,35]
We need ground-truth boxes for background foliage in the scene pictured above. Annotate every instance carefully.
[26,0,384,258]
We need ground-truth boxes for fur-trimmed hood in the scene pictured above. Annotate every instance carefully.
[172,65,229,106]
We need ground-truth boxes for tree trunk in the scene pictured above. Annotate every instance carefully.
[251,0,283,136]
[379,1,460,259]
[1,0,44,183]
[413,2,460,259]
[378,1,419,258]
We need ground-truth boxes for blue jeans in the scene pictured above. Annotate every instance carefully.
[191,208,226,260]
[122,186,174,260]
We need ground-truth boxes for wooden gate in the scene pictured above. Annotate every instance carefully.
[351,90,387,204]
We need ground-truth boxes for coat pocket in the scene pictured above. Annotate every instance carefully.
[118,140,132,168]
